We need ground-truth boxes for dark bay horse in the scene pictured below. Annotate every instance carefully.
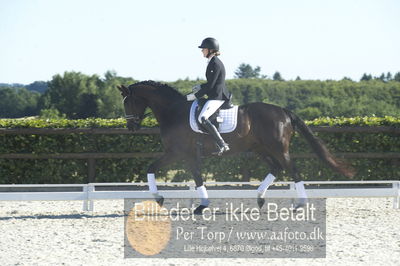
[118,81,355,212]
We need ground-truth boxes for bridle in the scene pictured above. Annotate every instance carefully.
[123,96,152,126]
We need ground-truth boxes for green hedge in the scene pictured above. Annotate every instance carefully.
[0,116,399,184]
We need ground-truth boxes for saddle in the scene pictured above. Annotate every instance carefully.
[189,96,238,134]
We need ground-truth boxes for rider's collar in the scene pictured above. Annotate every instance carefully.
[207,55,215,64]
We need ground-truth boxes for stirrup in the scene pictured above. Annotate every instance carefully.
[214,143,230,156]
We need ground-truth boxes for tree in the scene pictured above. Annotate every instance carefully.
[39,70,136,119]
[26,81,48,93]
[378,73,386,82]
[39,108,66,119]
[360,73,372,81]
[104,70,117,81]
[44,71,101,118]
[273,71,284,81]
[96,71,136,118]
[394,72,400,82]
[77,93,98,118]
[234,63,262,79]
[0,87,40,118]
[386,72,392,81]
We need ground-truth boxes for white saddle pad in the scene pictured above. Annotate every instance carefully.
[189,100,239,134]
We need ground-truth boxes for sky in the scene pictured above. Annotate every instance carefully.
[0,0,399,84]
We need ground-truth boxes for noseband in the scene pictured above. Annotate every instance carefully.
[123,96,152,126]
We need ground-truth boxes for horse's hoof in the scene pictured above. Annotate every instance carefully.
[193,205,208,215]
[155,195,164,207]
[257,196,265,209]
[293,198,308,211]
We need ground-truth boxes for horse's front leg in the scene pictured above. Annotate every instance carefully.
[147,153,180,206]
[186,157,209,214]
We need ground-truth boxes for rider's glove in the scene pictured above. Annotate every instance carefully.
[186,93,196,101]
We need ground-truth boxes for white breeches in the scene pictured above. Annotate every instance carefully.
[198,100,225,124]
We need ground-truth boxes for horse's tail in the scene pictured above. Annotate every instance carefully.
[284,108,356,178]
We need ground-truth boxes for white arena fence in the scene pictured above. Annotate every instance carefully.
[0,180,399,211]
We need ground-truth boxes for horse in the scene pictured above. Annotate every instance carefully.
[117,80,355,213]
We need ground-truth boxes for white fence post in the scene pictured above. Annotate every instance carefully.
[83,185,89,211]
[87,184,94,212]
[188,183,196,208]
[394,181,400,209]
[82,184,95,212]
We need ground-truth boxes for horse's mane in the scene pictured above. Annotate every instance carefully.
[129,80,184,101]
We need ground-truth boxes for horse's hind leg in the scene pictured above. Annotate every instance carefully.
[277,152,308,208]
[257,148,308,209]
[256,153,281,208]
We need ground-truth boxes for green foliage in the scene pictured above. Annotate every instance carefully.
[226,79,400,120]
[0,117,127,128]
[3,70,400,121]
[234,63,263,79]
[361,72,400,82]
[0,117,398,184]
[272,71,284,81]
[1,69,400,183]
[0,118,160,184]
[395,72,400,82]
[39,108,66,119]
[167,79,199,95]
[38,71,136,119]
[97,70,137,118]
[42,72,101,118]
[25,81,48,93]
[306,116,400,127]
[361,73,372,81]
[0,87,40,118]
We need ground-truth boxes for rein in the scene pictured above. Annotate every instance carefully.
[125,111,152,121]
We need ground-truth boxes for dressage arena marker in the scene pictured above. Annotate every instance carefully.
[0,181,399,211]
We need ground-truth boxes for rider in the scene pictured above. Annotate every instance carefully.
[186,37,231,155]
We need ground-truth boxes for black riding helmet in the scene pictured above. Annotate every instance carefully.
[198,37,219,51]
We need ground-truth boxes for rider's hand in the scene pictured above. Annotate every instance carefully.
[186,93,196,101]
[192,84,201,93]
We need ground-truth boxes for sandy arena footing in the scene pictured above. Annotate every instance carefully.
[0,198,399,266]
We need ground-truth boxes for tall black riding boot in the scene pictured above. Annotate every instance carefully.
[201,118,230,155]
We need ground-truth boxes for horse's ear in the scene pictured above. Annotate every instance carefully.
[117,85,130,97]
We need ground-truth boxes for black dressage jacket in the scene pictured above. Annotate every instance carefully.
[194,56,230,101]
